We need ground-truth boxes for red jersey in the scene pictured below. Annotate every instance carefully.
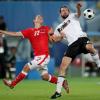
[21,26,50,56]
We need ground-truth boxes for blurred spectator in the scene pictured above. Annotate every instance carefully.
[0,16,8,79]
[16,39,31,61]
[6,47,16,79]
[15,39,31,76]
[52,42,68,73]
[83,53,97,77]
[0,16,7,30]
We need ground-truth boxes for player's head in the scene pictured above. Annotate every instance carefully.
[60,6,70,19]
[33,15,43,25]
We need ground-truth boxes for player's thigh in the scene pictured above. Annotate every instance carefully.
[39,55,50,67]
[37,55,50,76]
[27,55,50,75]
[38,56,50,74]
[64,42,81,60]
[37,65,48,76]
[27,55,48,70]
[27,59,39,70]
[60,56,72,70]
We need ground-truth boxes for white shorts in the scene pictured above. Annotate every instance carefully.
[27,54,50,75]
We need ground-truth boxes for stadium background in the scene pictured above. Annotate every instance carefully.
[0,0,100,79]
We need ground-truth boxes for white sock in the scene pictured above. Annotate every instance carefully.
[56,76,65,93]
[22,70,28,75]
[91,52,100,68]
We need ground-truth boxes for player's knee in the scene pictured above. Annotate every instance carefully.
[86,44,95,53]
[23,64,30,73]
[41,74,49,81]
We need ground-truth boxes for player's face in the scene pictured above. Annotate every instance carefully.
[60,8,70,19]
[34,15,43,24]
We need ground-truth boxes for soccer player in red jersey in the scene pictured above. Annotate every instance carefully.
[0,15,69,94]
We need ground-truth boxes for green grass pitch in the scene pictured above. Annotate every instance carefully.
[0,77,100,100]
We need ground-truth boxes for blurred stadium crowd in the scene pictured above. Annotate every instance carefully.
[0,0,100,79]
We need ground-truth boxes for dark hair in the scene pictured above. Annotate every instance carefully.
[59,6,69,13]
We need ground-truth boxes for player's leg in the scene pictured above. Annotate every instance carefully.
[85,43,100,68]
[38,56,58,84]
[41,72,57,84]
[51,39,82,99]
[39,66,69,93]
[7,55,49,88]
[51,56,72,99]
[3,64,30,88]
[56,56,71,92]
[3,56,39,88]
[37,54,69,94]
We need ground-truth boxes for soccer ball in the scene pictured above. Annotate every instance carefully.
[83,9,95,20]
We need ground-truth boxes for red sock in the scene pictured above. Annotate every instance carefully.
[11,71,27,87]
[49,75,57,84]
[49,75,65,86]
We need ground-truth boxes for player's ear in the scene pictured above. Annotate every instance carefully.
[66,7,70,13]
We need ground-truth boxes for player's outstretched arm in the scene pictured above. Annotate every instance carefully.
[52,35,63,42]
[48,28,65,42]
[0,30,23,37]
[76,2,82,18]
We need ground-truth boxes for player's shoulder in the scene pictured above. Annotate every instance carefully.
[25,27,34,31]
[70,13,76,15]
[28,28,36,33]
[69,13,77,18]
[29,27,34,30]
[41,25,50,29]
[41,25,51,31]
[21,27,34,33]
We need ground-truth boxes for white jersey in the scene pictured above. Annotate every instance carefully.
[54,13,87,45]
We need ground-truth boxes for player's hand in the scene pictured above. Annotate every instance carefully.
[76,2,82,9]
[49,35,54,42]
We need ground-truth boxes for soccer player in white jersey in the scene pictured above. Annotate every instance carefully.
[51,2,100,99]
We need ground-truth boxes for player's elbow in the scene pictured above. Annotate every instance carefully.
[77,12,81,17]
[49,36,58,42]
[78,13,81,17]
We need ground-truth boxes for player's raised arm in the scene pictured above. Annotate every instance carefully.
[0,30,23,37]
[76,2,82,18]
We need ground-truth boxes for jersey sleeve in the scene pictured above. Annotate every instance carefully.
[71,13,79,19]
[21,28,31,38]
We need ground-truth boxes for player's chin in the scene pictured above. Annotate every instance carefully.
[62,15,68,19]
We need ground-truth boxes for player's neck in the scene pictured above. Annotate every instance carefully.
[35,23,42,28]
